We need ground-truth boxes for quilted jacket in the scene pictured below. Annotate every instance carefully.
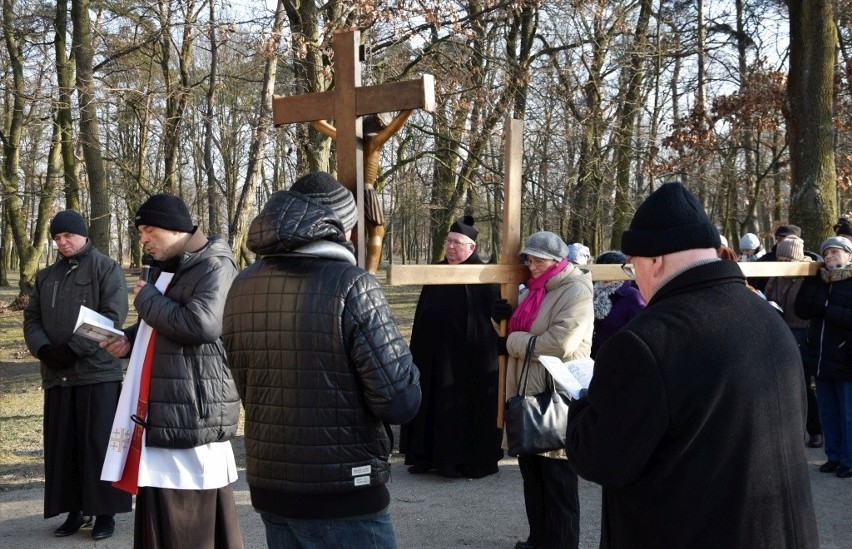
[222,189,421,519]
[127,230,241,448]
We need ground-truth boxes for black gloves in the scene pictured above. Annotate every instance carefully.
[496,336,508,356]
[492,299,513,322]
[38,344,77,369]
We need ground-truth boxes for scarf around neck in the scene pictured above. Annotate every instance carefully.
[593,281,623,319]
[510,258,570,332]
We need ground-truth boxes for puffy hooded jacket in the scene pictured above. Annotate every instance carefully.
[127,230,241,448]
[222,189,420,519]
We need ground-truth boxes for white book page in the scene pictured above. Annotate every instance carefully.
[538,355,592,399]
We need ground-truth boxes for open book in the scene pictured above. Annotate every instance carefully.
[74,305,124,343]
[538,355,595,399]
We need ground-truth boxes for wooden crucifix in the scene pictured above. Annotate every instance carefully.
[272,28,435,271]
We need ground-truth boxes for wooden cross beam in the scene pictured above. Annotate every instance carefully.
[272,28,435,267]
[387,256,822,285]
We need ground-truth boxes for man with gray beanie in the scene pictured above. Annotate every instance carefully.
[24,210,131,540]
[222,171,421,547]
[796,235,852,479]
[565,182,818,547]
[101,193,243,548]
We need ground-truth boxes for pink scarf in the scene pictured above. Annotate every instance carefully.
[509,258,570,332]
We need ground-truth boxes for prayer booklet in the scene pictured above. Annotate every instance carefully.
[538,355,595,399]
[74,305,124,343]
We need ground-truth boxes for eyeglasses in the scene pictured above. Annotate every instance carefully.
[445,238,472,247]
[621,262,636,280]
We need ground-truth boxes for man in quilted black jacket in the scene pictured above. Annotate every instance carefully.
[223,171,421,548]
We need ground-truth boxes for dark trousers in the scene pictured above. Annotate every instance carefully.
[518,455,579,549]
[792,328,822,435]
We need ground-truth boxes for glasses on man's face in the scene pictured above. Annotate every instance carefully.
[621,261,636,280]
[445,238,471,247]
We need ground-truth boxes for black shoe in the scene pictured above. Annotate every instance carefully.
[837,467,852,479]
[407,464,435,474]
[819,460,841,473]
[458,463,499,479]
[515,541,538,549]
[53,512,92,537]
[807,434,824,448]
[436,464,463,478]
[92,515,115,540]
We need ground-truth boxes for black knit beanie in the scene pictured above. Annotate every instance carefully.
[50,210,88,238]
[291,172,357,232]
[134,193,195,232]
[595,250,628,265]
[621,182,721,257]
[449,215,478,241]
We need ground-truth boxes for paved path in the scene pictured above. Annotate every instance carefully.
[0,446,848,548]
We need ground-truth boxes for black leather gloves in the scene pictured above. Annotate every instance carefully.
[496,336,508,356]
[38,344,77,369]
[492,299,513,322]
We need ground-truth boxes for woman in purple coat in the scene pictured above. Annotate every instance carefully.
[591,251,646,358]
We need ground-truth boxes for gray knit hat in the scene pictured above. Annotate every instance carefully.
[776,236,804,261]
[520,231,568,261]
[291,172,357,232]
[820,236,852,256]
[567,243,591,265]
[50,210,88,238]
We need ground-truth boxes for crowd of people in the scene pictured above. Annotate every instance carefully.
[28,174,849,548]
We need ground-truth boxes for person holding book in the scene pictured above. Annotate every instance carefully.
[492,231,594,549]
[101,194,243,548]
[23,210,131,540]
[565,182,818,547]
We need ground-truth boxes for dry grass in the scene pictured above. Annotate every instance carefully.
[0,269,421,492]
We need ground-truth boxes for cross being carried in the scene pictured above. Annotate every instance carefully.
[273,29,435,272]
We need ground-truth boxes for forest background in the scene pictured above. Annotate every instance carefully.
[0,0,850,300]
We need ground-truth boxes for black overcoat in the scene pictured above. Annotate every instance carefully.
[399,253,503,468]
[566,260,818,548]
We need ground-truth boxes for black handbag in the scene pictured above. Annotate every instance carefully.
[504,336,571,457]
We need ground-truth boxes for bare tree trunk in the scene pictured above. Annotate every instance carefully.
[71,0,110,251]
[788,0,837,245]
[611,0,651,250]
[229,0,286,263]
[1,0,57,298]
[55,0,80,211]
[203,0,220,234]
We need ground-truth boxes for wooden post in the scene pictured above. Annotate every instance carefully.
[497,118,524,427]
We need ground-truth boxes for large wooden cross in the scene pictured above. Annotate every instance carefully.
[387,119,820,425]
[272,28,435,268]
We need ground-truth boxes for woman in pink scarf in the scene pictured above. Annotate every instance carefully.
[493,231,594,549]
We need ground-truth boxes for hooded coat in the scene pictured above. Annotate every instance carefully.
[566,261,818,548]
[795,264,852,380]
[222,190,421,520]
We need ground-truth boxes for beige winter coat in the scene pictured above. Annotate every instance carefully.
[504,263,594,458]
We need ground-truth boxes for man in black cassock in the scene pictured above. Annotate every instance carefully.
[400,215,504,478]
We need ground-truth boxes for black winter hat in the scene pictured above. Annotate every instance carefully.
[621,182,721,257]
[449,215,478,241]
[775,224,801,238]
[50,210,88,238]
[135,193,195,232]
[595,250,628,265]
[290,172,357,232]
[834,218,852,236]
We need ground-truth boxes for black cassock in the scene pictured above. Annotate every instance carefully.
[400,253,504,473]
